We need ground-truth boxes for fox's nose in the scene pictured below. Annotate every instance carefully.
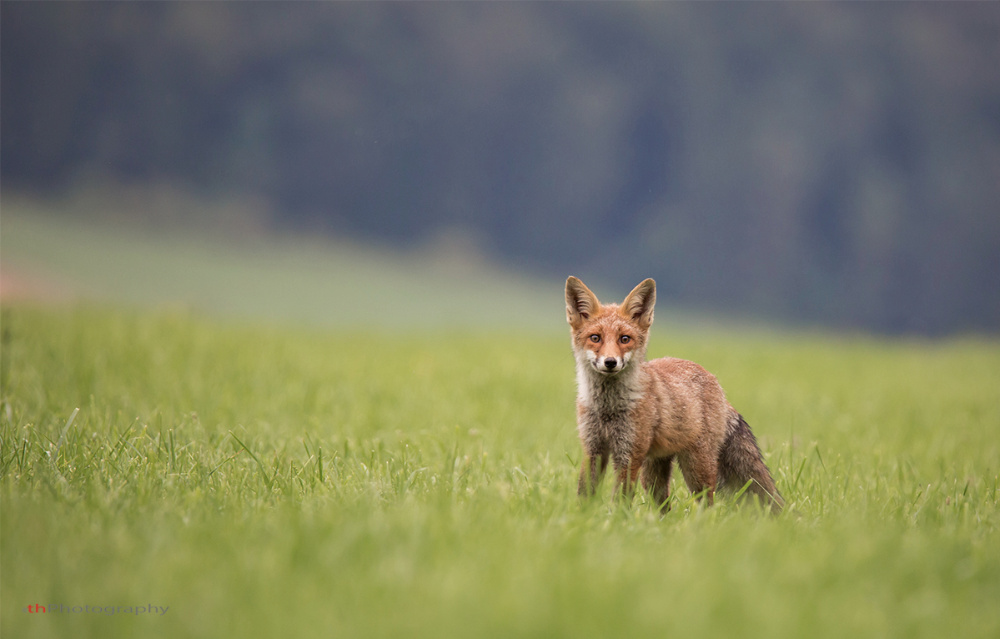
[603,357,618,371]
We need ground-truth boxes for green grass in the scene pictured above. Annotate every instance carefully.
[3,197,1000,637]
[3,304,999,639]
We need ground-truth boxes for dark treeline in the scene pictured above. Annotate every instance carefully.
[3,2,999,334]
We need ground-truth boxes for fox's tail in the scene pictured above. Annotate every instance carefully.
[718,411,784,513]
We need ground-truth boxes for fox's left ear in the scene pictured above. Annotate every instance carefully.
[621,278,655,329]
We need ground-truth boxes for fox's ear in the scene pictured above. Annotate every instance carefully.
[621,278,656,328]
[565,276,601,328]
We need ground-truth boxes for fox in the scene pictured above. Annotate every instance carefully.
[565,276,783,513]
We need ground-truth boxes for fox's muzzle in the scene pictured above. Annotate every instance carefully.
[600,357,620,373]
[582,350,627,375]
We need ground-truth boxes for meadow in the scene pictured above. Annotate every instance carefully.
[2,205,999,638]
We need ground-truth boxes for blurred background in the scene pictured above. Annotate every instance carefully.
[2,1,999,335]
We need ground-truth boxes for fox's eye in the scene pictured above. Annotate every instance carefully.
[619,335,631,344]
[589,334,601,343]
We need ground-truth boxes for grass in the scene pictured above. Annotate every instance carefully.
[3,304,999,639]
[2,198,999,637]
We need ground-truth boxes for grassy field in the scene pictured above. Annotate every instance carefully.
[2,203,1000,638]
[3,305,999,639]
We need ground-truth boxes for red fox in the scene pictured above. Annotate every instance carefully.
[566,276,783,513]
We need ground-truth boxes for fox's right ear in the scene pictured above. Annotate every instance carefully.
[565,276,601,328]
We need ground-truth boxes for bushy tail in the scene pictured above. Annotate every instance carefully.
[718,411,784,513]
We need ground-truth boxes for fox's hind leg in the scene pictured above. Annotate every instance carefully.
[641,456,674,511]
[677,453,718,506]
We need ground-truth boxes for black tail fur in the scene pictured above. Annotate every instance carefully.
[718,412,783,513]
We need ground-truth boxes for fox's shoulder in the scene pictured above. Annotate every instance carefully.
[644,356,719,385]
[643,357,728,408]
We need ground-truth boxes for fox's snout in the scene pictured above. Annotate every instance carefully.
[586,351,624,375]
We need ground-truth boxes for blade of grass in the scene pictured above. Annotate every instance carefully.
[229,430,274,489]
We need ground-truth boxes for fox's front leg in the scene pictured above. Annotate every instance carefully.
[613,456,644,500]
[578,451,609,497]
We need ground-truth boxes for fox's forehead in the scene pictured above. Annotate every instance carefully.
[577,306,635,335]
